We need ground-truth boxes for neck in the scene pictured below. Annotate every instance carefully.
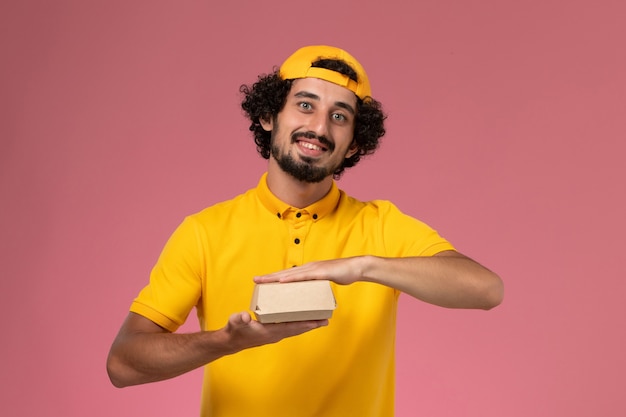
[266,158,333,208]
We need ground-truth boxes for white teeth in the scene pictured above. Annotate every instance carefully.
[301,142,323,151]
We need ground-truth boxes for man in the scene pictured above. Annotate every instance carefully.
[107,45,503,417]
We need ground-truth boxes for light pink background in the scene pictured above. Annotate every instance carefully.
[2,1,625,416]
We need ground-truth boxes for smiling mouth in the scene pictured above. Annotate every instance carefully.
[292,132,333,153]
[298,141,327,152]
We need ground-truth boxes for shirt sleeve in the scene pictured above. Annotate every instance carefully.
[130,216,204,332]
[375,201,455,257]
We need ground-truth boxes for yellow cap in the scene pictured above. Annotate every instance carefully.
[279,45,372,100]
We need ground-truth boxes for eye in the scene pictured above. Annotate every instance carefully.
[299,102,312,110]
[332,113,347,122]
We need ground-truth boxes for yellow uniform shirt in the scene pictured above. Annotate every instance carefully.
[131,173,454,417]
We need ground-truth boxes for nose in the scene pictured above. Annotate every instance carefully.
[307,111,330,139]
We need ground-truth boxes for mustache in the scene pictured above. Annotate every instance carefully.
[291,131,335,151]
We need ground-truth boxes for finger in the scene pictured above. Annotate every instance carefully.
[228,311,252,327]
[240,311,252,324]
[292,319,329,334]
[277,319,329,332]
[254,271,316,284]
[254,318,328,331]
[253,274,289,283]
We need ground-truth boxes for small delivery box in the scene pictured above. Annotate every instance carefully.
[250,280,337,323]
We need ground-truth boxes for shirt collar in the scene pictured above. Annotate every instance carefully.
[255,173,340,221]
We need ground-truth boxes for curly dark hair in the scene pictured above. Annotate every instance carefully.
[240,59,386,179]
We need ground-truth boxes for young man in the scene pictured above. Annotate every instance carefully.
[107,45,503,417]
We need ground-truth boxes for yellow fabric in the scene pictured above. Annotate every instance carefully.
[131,173,454,417]
[279,45,372,99]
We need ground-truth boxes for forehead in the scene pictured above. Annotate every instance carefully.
[289,78,357,107]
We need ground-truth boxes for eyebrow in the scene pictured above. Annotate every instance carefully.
[294,90,356,115]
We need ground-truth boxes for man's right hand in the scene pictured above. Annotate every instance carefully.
[223,311,328,353]
[106,311,327,388]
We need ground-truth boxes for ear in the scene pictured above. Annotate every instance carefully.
[345,141,359,159]
[259,114,273,132]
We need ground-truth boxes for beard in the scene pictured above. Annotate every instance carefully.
[270,128,341,183]
[271,143,333,183]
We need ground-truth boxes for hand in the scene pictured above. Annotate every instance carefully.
[223,311,328,353]
[253,257,365,286]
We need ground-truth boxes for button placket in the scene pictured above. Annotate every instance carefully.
[286,210,312,267]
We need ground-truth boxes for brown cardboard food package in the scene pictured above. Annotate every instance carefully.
[250,280,337,323]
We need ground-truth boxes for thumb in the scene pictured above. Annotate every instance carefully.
[228,311,252,328]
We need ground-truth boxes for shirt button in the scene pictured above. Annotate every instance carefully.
[294,238,300,244]
[277,213,281,218]
[296,212,302,218]
[312,214,318,219]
